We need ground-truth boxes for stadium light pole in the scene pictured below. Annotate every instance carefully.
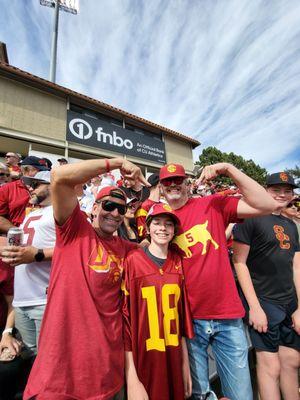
[40,0,79,83]
[49,0,60,82]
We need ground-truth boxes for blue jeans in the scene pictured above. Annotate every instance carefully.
[15,305,46,356]
[187,319,253,400]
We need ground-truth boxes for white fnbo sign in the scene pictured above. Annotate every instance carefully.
[66,111,166,163]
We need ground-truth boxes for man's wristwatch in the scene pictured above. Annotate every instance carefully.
[34,249,45,262]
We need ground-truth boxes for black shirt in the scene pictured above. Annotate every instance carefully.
[143,246,166,268]
[233,214,300,304]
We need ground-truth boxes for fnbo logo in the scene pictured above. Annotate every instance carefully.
[69,118,93,140]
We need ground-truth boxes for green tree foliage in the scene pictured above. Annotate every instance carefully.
[285,165,300,184]
[196,146,268,185]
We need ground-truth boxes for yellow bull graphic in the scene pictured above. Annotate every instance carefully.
[172,221,219,258]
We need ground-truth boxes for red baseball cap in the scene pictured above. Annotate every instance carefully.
[159,164,187,181]
[95,186,126,202]
[146,203,180,225]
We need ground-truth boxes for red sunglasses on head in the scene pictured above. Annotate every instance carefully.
[161,177,185,187]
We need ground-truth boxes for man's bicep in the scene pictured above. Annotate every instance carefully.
[232,241,250,264]
[237,199,270,218]
[52,182,78,226]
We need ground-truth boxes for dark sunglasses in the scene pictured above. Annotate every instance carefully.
[5,154,16,158]
[98,200,127,215]
[287,201,300,210]
[30,181,49,189]
[0,173,10,177]
[161,177,185,187]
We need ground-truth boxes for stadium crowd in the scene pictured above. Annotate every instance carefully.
[0,151,299,400]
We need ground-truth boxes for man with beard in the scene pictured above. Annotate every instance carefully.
[1,170,55,356]
[159,163,277,400]
[0,156,48,233]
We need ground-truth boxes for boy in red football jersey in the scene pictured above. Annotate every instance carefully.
[122,203,193,400]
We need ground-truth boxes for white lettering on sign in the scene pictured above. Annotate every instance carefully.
[95,128,133,150]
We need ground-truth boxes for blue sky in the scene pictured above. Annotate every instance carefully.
[1,0,299,173]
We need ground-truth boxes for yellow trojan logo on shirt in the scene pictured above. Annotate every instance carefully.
[89,244,123,282]
[172,220,219,258]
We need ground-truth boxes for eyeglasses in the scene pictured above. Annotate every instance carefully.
[287,202,300,210]
[5,154,16,158]
[0,173,10,177]
[161,177,185,187]
[29,181,49,189]
[97,200,127,215]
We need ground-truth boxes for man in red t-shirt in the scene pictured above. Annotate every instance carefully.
[0,156,48,233]
[159,163,278,400]
[24,157,149,400]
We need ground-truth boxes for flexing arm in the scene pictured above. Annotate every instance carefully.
[125,351,149,400]
[232,241,268,333]
[51,157,149,225]
[291,252,300,334]
[198,163,277,218]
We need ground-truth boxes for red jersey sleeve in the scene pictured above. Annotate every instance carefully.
[181,281,194,339]
[122,257,132,351]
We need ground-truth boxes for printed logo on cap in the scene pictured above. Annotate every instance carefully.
[167,164,177,173]
[279,172,288,182]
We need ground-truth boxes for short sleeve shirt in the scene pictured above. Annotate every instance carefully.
[24,204,137,400]
[233,214,300,303]
[0,180,30,226]
[122,248,193,400]
[172,195,244,319]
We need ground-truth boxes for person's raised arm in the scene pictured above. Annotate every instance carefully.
[51,157,149,225]
[198,163,277,218]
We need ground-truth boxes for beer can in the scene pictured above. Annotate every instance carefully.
[7,227,24,246]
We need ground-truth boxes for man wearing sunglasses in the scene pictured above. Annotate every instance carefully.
[1,171,55,359]
[24,157,149,400]
[5,152,21,180]
[233,172,300,400]
[159,162,278,400]
[0,156,48,234]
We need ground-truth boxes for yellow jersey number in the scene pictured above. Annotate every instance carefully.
[141,283,181,352]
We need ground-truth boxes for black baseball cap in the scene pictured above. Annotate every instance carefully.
[19,156,48,171]
[266,172,298,188]
[147,173,159,187]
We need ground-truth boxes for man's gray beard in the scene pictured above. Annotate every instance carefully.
[30,194,47,205]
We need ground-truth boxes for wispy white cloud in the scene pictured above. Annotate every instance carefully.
[0,0,299,172]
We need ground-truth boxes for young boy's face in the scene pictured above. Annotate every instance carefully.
[148,215,175,245]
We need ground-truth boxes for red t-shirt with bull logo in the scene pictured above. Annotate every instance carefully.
[122,248,194,400]
[24,204,136,400]
[172,195,244,319]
